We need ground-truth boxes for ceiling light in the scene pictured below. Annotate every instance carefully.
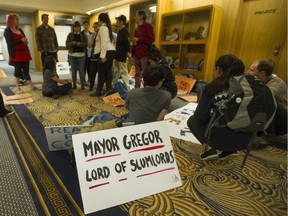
[86,7,105,15]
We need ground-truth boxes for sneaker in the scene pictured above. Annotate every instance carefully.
[218,151,239,160]
[72,83,77,89]
[103,89,114,97]
[20,79,27,85]
[200,148,219,161]
[252,136,268,149]
[4,110,15,117]
[15,88,23,94]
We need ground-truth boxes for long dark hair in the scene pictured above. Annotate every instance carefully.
[43,55,56,73]
[204,54,245,95]
[98,13,113,42]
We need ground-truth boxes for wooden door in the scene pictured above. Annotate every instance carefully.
[233,0,287,82]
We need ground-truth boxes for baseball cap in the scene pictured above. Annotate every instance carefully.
[115,15,127,23]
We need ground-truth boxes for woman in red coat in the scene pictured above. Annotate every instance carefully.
[4,14,37,94]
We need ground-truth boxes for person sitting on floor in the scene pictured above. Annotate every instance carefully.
[124,65,171,125]
[248,59,287,137]
[186,54,253,160]
[148,45,178,99]
[42,56,72,98]
[0,91,15,117]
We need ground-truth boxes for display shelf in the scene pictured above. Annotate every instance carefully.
[160,5,223,81]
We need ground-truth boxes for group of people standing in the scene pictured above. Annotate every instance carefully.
[2,10,162,98]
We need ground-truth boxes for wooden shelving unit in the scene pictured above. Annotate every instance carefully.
[160,5,223,82]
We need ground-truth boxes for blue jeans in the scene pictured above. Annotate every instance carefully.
[68,55,86,86]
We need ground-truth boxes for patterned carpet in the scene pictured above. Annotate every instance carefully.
[1,84,287,216]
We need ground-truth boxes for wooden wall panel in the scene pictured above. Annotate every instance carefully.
[90,5,130,25]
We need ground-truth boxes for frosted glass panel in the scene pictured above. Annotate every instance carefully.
[54,25,71,47]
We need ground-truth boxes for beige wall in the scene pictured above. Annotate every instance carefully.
[0,0,83,13]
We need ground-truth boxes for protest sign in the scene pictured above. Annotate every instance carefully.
[177,95,197,102]
[0,69,7,78]
[72,121,181,214]
[175,75,196,94]
[102,92,125,107]
[164,102,201,144]
[56,62,70,75]
[45,125,88,151]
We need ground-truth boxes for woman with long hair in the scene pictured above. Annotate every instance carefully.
[42,56,72,98]
[90,13,116,97]
[4,14,37,94]
[66,21,87,90]
[186,54,253,160]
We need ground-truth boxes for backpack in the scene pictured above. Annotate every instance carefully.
[207,75,277,134]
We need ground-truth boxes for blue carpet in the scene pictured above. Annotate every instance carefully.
[2,87,128,216]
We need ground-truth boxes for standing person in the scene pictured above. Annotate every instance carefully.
[4,14,37,94]
[124,65,171,125]
[131,10,155,88]
[88,22,100,91]
[248,59,287,137]
[35,14,59,70]
[66,21,87,90]
[112,15,130,90]
[82,21,92,85]
[90,13,116,97]
[42,56,72,98]
[0,91,15,117]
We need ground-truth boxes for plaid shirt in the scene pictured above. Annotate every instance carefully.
[35,24,58,52]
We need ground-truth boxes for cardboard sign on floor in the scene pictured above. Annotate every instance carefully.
[45,125,88,151]
[0,69,7,78]
[2,92,32,101]
[72,121,182,214]
[4,97,34,105]
[102,92,125,107]
[164,102,201,144]
[56,62,70,75]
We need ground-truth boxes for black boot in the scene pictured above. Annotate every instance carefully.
[72,83,77,89]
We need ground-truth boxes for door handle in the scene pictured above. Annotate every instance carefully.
[274,44,281,56]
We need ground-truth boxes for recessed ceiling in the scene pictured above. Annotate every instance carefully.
[0,0,137,14]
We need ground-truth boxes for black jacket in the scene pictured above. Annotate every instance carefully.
[115,27,130,62]
[4,27,25,59]
[159,59,178,99]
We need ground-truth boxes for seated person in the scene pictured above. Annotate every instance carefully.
[148,45,178,99]
[42,56,72,98]
[248,59,287,136]
[187,54,253,160]
[125,65,171,125]
[0,92,15,117]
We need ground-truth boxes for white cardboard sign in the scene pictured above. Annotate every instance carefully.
[56,62,70,75]
[72,121,182,214]
[45,125,87,151]
[164,102,201,144]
